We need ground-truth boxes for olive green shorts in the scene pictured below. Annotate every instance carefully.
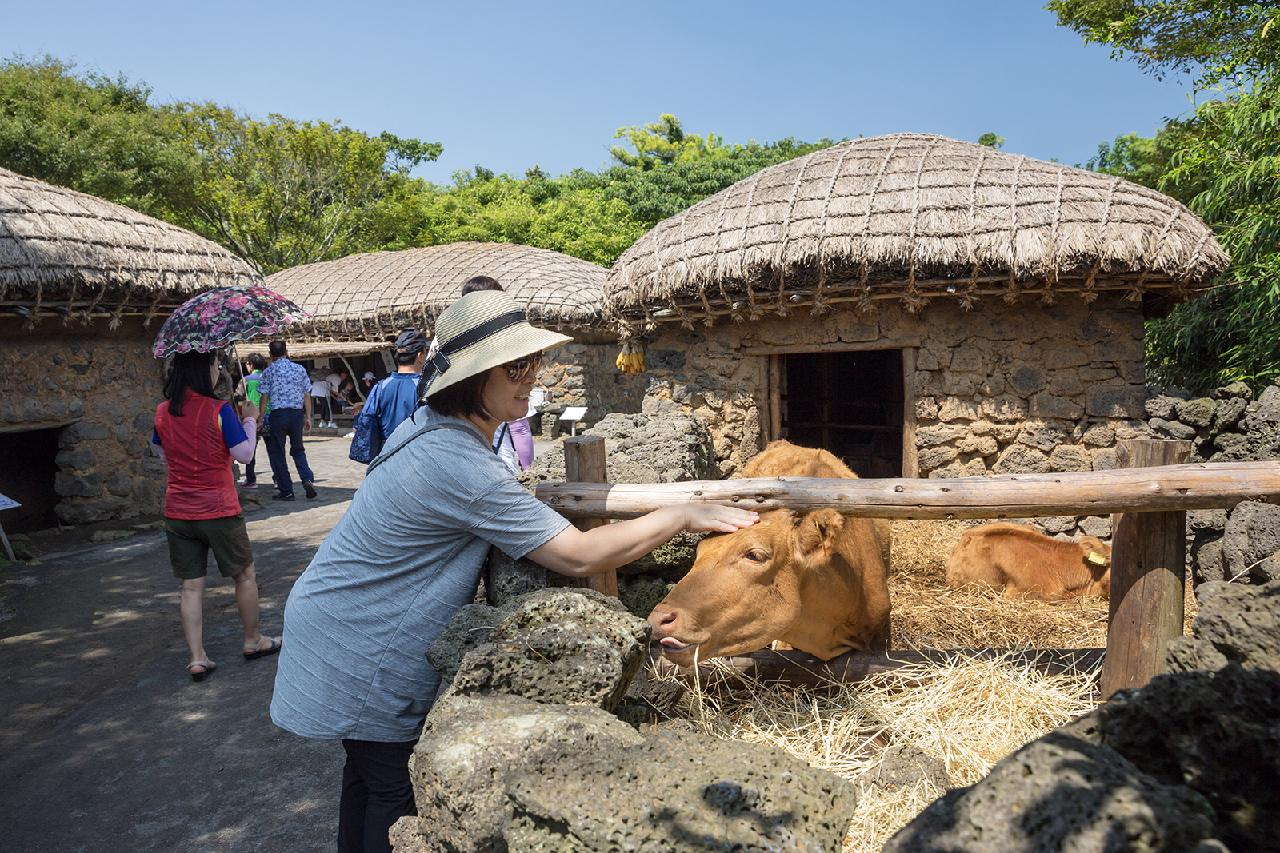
[165,515,254,580]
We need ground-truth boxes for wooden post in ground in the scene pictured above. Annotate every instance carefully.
[1101,439,1193,698]
[563,435,617,597]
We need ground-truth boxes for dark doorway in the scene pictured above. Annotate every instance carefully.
[780,350,904,477]
[1,427,62,531]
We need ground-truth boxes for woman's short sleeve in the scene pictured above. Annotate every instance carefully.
[463,473,571,559]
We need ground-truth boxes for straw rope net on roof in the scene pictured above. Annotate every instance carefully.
[605,133,1230,328]
[265,242,607,341]
[0,167,259,327]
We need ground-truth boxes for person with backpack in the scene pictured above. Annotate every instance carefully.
[271,289,758,853]
[349,329,427,464]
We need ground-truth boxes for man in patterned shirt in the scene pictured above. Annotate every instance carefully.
[258,341,317,501]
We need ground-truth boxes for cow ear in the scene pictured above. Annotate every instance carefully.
[1085,551,1110,568]
[792,508,843,556]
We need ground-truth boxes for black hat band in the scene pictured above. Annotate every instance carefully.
[430,309,526,376]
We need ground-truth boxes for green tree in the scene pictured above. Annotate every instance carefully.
[0,57,196,219]
[977,132,1006,148]
[1047,0,1279,87]
[167,106,440,272]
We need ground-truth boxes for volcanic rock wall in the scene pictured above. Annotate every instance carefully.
[637,293,1148,488]
[0,318,166,525]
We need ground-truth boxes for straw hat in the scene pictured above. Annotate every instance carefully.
[424,290,570,397]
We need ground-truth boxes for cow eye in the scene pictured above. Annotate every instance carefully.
[744,549,769,563]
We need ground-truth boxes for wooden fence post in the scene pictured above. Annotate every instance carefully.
[1101,439,1193,698]
[563,435,618,597]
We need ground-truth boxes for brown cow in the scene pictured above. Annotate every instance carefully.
[647,440,891,665]
[945,522,1112,601]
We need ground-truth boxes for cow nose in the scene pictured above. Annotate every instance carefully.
[647,606,680,636]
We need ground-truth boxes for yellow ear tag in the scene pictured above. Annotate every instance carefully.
[1086,551,1109,567]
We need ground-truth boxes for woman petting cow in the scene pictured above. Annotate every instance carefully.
[269,287,758,853]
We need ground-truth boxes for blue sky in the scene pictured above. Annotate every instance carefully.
[4,1,1204,183]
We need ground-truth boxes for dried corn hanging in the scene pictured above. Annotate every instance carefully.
[614,339,646,374]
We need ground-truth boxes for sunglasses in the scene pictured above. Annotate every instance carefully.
[501,352,543,383]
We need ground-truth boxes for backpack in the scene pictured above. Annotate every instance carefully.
[348,383,384,464]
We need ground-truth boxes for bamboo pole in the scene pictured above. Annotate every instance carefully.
[650,647,1105,687]
[564,436,618,598]
[1101,440,1193,698]
[535,461,1280,520]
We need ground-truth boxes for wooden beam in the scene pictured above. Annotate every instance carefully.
[535,460,1280,520]
[901,347,918,478]
[1101,440,1193,698]
[766,354,782,443]
[564,436,618,598]
[651,647,1105,687]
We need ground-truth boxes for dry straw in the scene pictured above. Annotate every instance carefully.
[605,133,1229,327]
[0,167,259,324]
[265,241,609,341]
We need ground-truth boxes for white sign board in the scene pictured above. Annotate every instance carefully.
[0,493,20,512]
[559,406,588,422]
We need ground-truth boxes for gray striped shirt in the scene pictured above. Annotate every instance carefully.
[270,407,570,741]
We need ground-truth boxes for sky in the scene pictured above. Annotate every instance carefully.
[3,1,1206,183]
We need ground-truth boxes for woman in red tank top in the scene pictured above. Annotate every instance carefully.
[153,352,282,681]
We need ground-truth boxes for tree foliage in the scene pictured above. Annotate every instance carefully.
[1048,0,1280,87]
[1059,2,1280,389]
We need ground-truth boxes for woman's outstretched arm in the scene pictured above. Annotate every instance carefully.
[526,504,757,578]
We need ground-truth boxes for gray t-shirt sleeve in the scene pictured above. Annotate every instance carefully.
[461,473,572,559]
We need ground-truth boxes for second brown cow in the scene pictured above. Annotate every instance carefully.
[945,522,1112,601]
[647,440,891,665]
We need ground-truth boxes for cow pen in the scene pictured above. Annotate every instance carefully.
[543,437,1280,697]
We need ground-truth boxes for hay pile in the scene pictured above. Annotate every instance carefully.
[659,653,1099,853]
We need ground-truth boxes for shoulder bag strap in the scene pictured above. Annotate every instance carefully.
[365,420,486,475]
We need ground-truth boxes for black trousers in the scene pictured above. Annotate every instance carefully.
[338,738,417,853]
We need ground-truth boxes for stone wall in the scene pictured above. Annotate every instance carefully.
[0,317,167,526]
[637,293,1150,485]
[536,340,645,433]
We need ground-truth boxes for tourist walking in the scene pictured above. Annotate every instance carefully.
[258,341,317,501]
[362,329,428,445]
[270,289,757,853]
[235,353,270,488]
[310,371,335,429]
[152,351,282,681]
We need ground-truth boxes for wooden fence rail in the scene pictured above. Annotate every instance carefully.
[537,460,1280,520]
[548,441,1280,698]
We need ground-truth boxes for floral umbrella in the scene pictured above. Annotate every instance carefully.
[152,285,309,358]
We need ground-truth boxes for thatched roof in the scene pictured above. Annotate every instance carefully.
[266,242,608,340]
[605,133,1230,326]
[0,167,259,324]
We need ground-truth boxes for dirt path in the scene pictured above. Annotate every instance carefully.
[0,437,367,852]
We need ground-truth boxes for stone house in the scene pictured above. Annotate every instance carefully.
[266,241,644,431]
[603,134,1229,491]
[0,168,259,529]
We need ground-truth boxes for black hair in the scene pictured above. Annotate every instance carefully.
[393,349,420,367]
[426,370,492,420]
[248,353,267,371]
[164,352,217,417]
[460,276,503,295]
[268,340,287,358]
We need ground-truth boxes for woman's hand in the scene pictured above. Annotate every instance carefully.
[677,504,759,533]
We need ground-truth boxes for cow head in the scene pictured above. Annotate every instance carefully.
[647,507,889,665]
[1079,535,1113,598]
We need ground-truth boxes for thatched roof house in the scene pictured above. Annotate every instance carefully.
[0,167,257,326]
[0,168,258,529]
[267,241,608,341]
[265,242,639,430]
[606,132,1226,326]
[605,134,1228,539]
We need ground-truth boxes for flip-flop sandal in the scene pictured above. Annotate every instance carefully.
[243,637,282,660]
[188,661,217,682]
